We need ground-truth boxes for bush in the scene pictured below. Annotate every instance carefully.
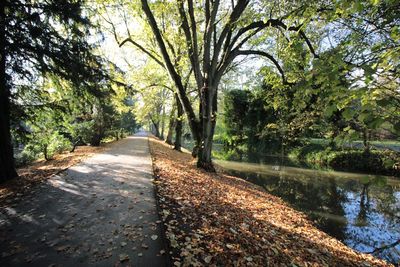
[329,150,400,176]
[22,131,72,162]
[47,132,72,156]
[289,145,400,176]
[15,149,37,167]
[288,143,325,161]
[68,120,96,145]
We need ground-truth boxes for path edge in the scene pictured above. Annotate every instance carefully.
[147,134,173,267]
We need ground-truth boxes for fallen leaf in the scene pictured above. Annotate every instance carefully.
[204,255,212,263]
[119,254,129,262]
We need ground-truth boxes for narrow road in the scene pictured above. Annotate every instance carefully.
[0,132,168,266]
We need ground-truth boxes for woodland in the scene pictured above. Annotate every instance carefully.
[1,0,399,181]
[1,0,400,266]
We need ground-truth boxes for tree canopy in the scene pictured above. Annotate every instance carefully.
[1,0,399,180]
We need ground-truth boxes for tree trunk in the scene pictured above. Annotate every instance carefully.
[70,137,82,153]
[43,145,50,161]
[197,85,217,172]
[0,91,18,182]
[140,0,201,152]
[363,128,370,154]
[160,104,165,140]
[90,134,102,146]
[0,1,18,182]
[174,94,183,151]
[151,119,161,138]
[165,104,176,145]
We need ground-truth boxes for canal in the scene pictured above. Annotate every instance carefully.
[215,158,400,264]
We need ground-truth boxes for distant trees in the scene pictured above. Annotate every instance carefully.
[96,0,398,171]
[125,0,320,171]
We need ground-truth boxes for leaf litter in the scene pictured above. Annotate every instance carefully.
[149,137,392,267]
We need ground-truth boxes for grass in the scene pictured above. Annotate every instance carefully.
[307,138,400,149]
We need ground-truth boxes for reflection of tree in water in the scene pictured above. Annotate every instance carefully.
[344,176,400,263]
[320,178,347,241]
[243,172,347,241]
[226,168,400,263]
[373,180,399,221]
[358,177,400,262]
[356,182,370,227]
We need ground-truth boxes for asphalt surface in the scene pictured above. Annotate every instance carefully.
[0,132,168,267]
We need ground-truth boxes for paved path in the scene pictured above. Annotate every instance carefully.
[0,132,168,267]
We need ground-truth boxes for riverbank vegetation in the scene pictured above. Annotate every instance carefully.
[218,84,400,176]
[288,145,400,176]
[149,137,390,266]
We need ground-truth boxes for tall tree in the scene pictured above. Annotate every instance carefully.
[0,0,17,180]
[139,0,319,170]
[1,0,105,182]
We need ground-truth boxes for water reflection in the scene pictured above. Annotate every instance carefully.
[216,159,400,264]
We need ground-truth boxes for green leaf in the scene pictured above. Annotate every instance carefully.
[325,105,337,117]
[342,108,355,120]
[368,118,385,129]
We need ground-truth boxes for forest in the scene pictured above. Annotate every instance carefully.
[1,0,400,266]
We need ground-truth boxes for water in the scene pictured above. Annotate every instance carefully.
[215,159,400,264]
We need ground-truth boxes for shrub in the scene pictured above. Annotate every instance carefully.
[22,131,72,161]
[68,120,96,145]
[289,145,400,176]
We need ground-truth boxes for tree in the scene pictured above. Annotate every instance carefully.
[174,93,184,151]
[138,0,319,171]
[0,0,16,180]
[1,0,107,182]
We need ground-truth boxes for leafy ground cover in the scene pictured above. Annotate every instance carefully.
[0,145,106,204]
[149,137,392,266]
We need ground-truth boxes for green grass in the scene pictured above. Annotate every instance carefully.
[307,138,400,148]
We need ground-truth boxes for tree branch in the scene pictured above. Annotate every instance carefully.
[140,0,201,141]
[229,18,319,58]
[119,38,166,68]
[369,239,400,254]
[236,50,293,85]
[177,0,202,88]
[100,4,167,68]
[203,0,220,75]
[212,0,249,72]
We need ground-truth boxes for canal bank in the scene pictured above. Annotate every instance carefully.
[150,137,392,266]
[216,159,400,264]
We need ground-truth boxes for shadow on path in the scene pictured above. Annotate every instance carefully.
[0,132,167,267]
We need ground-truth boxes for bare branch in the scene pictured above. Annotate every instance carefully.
[119,38,166,68]
[229,18,319,58]
[177,0,202,88]
[234,50,293,85]
[141,0,201,140]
